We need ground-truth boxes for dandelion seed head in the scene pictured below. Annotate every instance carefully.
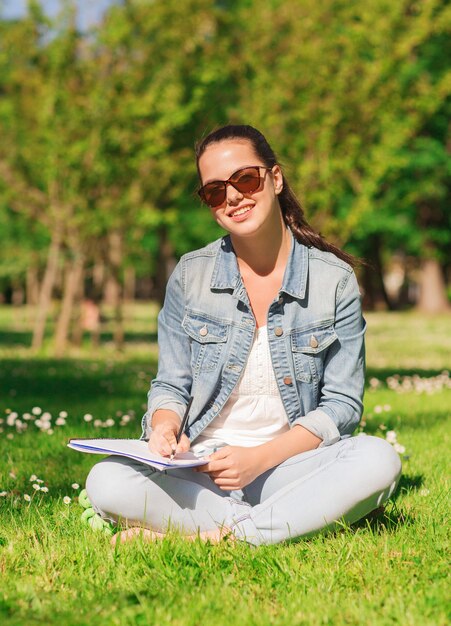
[386,430,397,444]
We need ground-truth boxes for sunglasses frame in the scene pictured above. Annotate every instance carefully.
[198,165,273,208]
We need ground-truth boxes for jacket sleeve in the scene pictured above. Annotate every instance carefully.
[140,260,193,440]
[293,269,366,446]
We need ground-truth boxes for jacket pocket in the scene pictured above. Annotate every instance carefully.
[291,321,338,382]
[182,310,229,372]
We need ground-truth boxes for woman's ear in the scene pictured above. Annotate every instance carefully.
[272,165,284,195]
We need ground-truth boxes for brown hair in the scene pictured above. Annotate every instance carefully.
[195,124,357,267]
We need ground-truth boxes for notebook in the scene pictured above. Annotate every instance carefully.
[67,438,208,471]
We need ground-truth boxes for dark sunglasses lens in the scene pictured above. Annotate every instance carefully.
[232,168,261,193]
[202,184,226,208]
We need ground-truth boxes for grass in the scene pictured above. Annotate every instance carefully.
[0,305,449,626]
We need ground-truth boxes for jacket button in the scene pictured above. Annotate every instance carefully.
[310,335,318,348]
[274,327,283,337]
[199,327,208,337]
[283,376,293,385]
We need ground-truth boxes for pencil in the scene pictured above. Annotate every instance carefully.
[170,396,193,461]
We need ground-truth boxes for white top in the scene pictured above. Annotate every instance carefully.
[191,326,290,455]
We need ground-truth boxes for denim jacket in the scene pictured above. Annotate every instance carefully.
[141,230,366,447]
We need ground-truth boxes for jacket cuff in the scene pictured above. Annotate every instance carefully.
[292,408,341,447]
[143,399,185,438]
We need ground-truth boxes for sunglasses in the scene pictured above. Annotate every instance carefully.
[198,165,272,208]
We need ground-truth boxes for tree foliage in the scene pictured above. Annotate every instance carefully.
[0,0,449,347]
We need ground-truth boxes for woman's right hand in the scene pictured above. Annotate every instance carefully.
[147,411,191,457]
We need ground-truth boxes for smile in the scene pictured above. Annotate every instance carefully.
[229,205,253,218]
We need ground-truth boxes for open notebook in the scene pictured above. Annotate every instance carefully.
[68,438,208,471]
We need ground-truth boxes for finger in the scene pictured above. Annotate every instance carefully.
[158,437,174,457]
[208,446,231,461]
[176,434,190,454]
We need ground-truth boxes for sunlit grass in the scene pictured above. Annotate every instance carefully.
[0,306,449,625]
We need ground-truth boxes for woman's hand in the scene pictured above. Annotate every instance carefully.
[147,410,190,457]
[196,446,265,490]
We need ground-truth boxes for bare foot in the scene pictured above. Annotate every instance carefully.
[111,527,166,547]
[111,526,235,547]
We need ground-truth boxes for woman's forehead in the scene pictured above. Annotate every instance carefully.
[198,139,260,183]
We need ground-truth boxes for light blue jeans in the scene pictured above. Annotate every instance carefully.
[85,435,401,546]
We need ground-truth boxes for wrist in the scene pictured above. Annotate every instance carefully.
[152,409,180,430]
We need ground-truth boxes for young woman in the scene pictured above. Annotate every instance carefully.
[86,125,401,546]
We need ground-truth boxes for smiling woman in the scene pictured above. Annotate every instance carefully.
[85,124,402,546]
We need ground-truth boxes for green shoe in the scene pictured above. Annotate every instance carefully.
[78,489,91,509]
[79,489,113,536]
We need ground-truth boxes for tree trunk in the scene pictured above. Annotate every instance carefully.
[124,266,136,301]
[108,231,124,350]
[26,265,40,305]
[417,257,450,313]
[54,252,84,356]
[153,226,176,307]
[361,235,394,311]
[71,266,86,347]
[32,227,62,350]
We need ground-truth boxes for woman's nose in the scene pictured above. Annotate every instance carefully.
[226,181,243,205]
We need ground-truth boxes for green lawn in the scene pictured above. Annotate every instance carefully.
[0,305,449,626]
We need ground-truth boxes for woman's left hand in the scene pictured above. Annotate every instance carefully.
[196,446,265,490]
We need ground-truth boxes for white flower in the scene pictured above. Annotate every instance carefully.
[32,484,40,490]
[22,413,32,420]
[383,404,391,412]
[41,412,52,421]
[386,430,397,444]
[374,405,383,414]
[59,411,68,418]
[46,429,54,435]
[94,420,102,427]
[32,407,42,416]
[7,413,17,426]
[83,414,93,422]
[105,418,114,427]
[6,433,14,440]
[63,496,71,505]
[393,443,406,454]
[24,494,31,502]
[36,478,44,484]
[40,486,49,493]
[29,474,38,481]
[0,491,7,497]
[71,483,80,490]
[55,418,66,426]
[419,488,430,497]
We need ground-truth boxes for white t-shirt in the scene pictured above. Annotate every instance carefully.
[191,326,290,455]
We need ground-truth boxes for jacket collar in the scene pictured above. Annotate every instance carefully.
[210,230,309,301]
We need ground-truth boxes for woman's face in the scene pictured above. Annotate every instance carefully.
[197,139,283,239]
